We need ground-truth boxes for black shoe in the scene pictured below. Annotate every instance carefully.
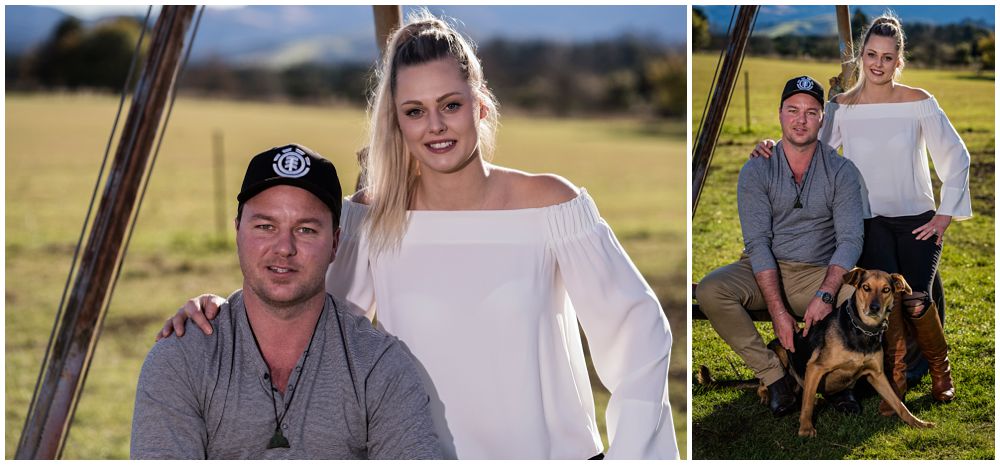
[767,375,797,417]
[826,388,861,414]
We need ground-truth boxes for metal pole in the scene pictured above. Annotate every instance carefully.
[15,6,196,459]
[213,130,226,242]
[835,6,856,94]
[692,5,758,215]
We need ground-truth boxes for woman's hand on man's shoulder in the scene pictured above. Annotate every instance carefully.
[349,190,370,205]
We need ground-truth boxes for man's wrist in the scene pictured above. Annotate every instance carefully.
[768,305,789,317]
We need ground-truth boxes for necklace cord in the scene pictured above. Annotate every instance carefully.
[245,299,325,449]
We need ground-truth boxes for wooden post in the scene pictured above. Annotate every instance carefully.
[357,6,403,192]
[743,70,750,132]
[692,5,758,215]
[15,6,196,459]
[213,130,226,242]
[373,5,402,56]
[835,6,856,93]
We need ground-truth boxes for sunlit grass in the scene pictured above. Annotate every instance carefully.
[691,54,994,459]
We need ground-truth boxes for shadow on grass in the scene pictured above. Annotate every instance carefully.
[692,382,939,459]
[954,73,995,82]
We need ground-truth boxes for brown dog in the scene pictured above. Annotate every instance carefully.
[759,267,935,437]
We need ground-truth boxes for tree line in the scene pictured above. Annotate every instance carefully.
[692,8,994,72]
[7,16,686,119]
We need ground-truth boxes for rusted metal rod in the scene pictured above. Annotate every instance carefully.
[692,5,758,215]
[15,6,196,459]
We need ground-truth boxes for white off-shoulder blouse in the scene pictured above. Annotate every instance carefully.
[325,189,676,459]
[820,96,972,220]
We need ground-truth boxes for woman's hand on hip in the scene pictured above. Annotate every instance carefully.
[912,214,952,246]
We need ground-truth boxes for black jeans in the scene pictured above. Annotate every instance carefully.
[859,210,946,383]
[859,211,942,296]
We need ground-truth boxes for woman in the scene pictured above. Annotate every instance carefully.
[753,14,970,415]
[158,11,677,459]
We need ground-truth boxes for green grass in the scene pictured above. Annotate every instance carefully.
[5,93,687,458]
[691,54,995,459]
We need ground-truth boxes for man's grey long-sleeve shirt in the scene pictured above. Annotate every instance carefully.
[131,291,442,459]
[737,140,868,274]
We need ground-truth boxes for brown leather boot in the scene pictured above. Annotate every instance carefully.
[879,299,909,416]
[909,301,955,402]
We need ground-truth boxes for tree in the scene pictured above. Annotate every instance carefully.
[33,16,84,87]
[850,9,869,46]
[692,8,711,51]
[31,16,145,90]
[645,54,685,117]
[74,18,145,89]
[977,33,995,71]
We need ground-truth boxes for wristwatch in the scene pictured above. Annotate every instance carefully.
[815,290,834,305]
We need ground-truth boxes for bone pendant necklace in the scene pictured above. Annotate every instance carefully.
[792,176,805,208]
[246,305,324,450]
[268,426,291,449]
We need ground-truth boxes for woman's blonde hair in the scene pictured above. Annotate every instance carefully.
[842,13,906,104]
[363,9,500,256]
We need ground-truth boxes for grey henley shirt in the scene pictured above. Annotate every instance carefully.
[737,140,867,274]
[130,290,442,459]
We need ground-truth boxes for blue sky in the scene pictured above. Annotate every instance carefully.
[49,4,688,44]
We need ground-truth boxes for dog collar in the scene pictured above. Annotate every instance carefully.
[845,301,889,339]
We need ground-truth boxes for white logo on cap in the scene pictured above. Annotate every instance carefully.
[272,147,310,178]
[796,77,814,91]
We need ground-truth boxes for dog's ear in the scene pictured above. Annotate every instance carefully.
[890,273,912,295]
[843,267,865,288]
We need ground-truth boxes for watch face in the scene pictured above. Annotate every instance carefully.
[822,292,833,304]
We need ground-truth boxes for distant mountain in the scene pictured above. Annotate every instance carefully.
[697,5,994,36]
[192,5,378,66]
[5,5,684,68]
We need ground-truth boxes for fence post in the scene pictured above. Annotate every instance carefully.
[213,130,226,242]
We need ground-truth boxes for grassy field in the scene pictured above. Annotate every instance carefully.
[5,93,687,458]
[691,54,995,459]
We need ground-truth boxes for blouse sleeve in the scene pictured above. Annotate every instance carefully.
[819,101,843,151]
[545,190,678,459]
[919,97,973,220]
[326,199,377,320]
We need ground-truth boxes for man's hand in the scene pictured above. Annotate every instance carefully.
[771,309,798,353]
[802,296,833,337]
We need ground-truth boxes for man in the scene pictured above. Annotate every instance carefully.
[131,144,442,459]
[695,76,868,416]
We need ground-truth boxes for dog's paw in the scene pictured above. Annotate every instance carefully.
[697,365,714,385]
[915,419,935,429]
[798,425,817,438]
[757,383,769,404]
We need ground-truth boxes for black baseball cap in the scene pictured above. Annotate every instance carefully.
[780,76,825,107]
[237,144,342,223]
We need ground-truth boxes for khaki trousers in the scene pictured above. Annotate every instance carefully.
[695,255,851,386]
